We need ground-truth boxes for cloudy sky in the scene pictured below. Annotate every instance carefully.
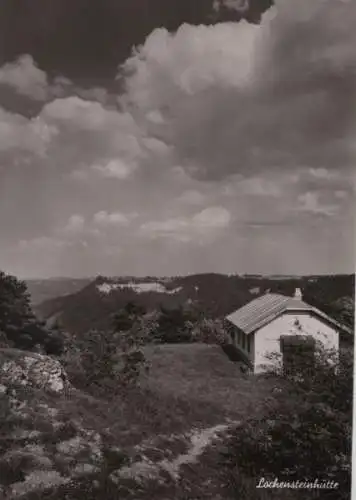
[0,0,355,278]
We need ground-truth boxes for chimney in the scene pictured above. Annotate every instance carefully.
[294,287,302,299]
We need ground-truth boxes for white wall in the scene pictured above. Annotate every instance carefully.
[253,312,339,373]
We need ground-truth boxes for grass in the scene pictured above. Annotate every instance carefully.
[55,343,276,451]
[142,343,275,420]
[1,343,281,499]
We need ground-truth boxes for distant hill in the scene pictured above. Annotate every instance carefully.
[34,273,355,336]
[26,277,92,305]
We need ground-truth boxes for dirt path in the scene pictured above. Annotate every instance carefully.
[159,423,232,479]
[117,421,239,482]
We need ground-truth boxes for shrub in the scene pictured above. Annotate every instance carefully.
[222,345,353,500]
[191,318,227,344]
[154,306,195,343]
[66,303,150,397]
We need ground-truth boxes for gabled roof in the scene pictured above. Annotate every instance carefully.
[226,293,352,335]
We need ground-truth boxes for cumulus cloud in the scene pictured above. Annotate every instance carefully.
[192,206,231,227]
[3,0,354,180]
[0,0,354,276]
[297,192,339,217]
[61,211,136,236]
[0,55,80,103]
[18,236,68,251]
[62,214,86,234]
[121,0,355,180]
[0,95,146,180]
[213,0,249,14]
[139,206,231,242]
[40,97,129,134]
[308,168,338,181]
[0,55,49,100]
[235,176,281,197]
[334,190,348,200]
[91,160,135,180]
[176,190,207,205]
[122,21,259,106]
[6,208,135,277]
[4,236,69,278]
[93,210,131,226]
[0,109,56,155]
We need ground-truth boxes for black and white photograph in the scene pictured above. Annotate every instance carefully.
[0,0,354,498]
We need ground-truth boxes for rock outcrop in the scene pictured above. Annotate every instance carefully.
[0,348,109,498]
[0,348,70,394]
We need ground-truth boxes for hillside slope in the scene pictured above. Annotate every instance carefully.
[26,278,92,306]
[35,273,355,335]
[0,343,276,500]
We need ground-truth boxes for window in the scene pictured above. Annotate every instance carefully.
[242,333,245,350]
[247,335,251,353]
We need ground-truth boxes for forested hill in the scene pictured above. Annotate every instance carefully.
[26,277,92,305]
[33,273,355,335]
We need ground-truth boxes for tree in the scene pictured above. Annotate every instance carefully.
[154,305,194,343]
[79,329,119,392]
[112,302,150,387]
[74,302,150,396]
[191,318,227,344]
[0,271,64,354]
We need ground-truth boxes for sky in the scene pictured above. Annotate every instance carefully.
[0,0,355,278]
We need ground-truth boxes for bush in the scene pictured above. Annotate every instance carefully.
[153,306,196,343]
[191,318,227,344]
[222,345,353,500]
